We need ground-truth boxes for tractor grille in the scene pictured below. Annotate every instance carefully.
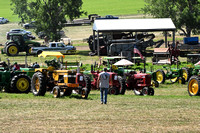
[68,73,76,83]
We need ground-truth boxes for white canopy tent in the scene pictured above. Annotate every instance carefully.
[113,59,134,66]
[92,18,176,56]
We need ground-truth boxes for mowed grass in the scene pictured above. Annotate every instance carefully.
[0,0,145,22]
[82,0,145,17]
[1,83,200,132]
[0,0,18,22]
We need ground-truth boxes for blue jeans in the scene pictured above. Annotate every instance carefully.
[100,88,108,104]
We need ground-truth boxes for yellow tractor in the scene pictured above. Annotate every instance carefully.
[31,57,91,99]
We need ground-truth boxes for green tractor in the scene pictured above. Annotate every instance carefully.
[182,65,200,82]
[2,33,40,56]
[155,66,185,84]
[185,65,200,96]
[0,61,34,93]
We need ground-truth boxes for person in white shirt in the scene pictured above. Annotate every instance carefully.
[97,68,110,104]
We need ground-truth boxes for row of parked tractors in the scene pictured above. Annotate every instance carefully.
[0,58,156,99]
[1,58,200,98]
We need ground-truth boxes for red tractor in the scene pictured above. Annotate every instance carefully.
[88,70,126,95]
[125,71,154,96]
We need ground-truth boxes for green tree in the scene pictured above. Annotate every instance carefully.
[141,0,200,37]
[10,0,30,24]
[11,0,86,41]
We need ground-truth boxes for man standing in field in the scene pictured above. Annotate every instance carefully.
[97,68,110,104]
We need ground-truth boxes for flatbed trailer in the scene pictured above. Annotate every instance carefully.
[177,43,200,56]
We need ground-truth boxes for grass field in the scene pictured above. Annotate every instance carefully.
[1,83,200,132]
[0,0,145,22]
[1,1,200,132]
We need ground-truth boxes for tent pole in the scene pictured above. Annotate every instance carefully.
[97,31,100,56]
[165,31,167,48]
[173,30,175,45]
[93,30,95,52]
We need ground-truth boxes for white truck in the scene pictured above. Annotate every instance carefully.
[31,42,76,55]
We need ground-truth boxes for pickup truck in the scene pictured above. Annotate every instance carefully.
[31,42,76,55]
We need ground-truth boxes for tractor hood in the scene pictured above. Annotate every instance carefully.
[134,73,151,78]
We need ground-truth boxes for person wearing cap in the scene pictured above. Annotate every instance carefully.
[13,62,20,71]
[97,68,110,104]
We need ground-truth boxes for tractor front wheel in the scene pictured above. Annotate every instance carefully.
[148,87,154,96]
[108,87,119,95]
[188,76,200,96]
[178,77,186,84]
[6,43,19,56]
[11,74,31,93]
[52,86,60,98]
[156,69,165,84]
[182,67,190,82]
[142,87,148,96]
[31,72,46,96]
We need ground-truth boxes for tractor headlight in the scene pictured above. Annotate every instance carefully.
[79,76,84,81]
[114,75,118,80]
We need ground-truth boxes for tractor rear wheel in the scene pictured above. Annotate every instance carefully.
[6,43,19,56]
[109,87,119,95]
[118,76,126,94]
[188,76,200,96]
[11,74,31,93]
[155,69,165,84]
[26,47,32,55]
[182,67,190,82]
[52,86,60,98]
[31,72,46,96]
[81,75,91,99]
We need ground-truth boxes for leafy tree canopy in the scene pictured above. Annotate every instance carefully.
[141,0,200,37]
[11,0,86,41]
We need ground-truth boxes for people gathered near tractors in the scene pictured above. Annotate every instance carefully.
[33,62,40,68]
[13,62,20,71]
[97,67,110,104]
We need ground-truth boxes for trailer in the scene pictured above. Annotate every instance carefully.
[177,37,200,56]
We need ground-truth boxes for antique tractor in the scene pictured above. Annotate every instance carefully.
[90,70,126,95]
[0,61,32,93]
[31,59,91,98]
[155,66,185,84]
[184,65,200,96]
[84,64,126,95]
[181,64,200,82]
[125,71,154,96]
